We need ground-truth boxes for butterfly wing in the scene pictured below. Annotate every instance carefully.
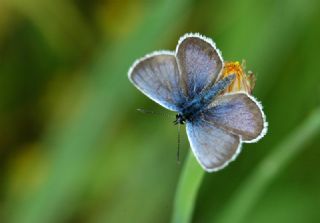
[205,92,267,142]
[176,33,223,99]
[186,118,241,172]
[128,51,185,111]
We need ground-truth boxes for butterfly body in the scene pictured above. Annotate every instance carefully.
[128,33,267,172]
[178,74,236,123]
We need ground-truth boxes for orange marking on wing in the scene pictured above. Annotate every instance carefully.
[219,61,255,95]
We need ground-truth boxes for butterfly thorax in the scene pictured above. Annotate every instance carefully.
[175,74,236,124]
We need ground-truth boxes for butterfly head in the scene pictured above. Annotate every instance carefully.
[174,113,186,125]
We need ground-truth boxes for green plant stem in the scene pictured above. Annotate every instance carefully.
[172,152,205,223]
[216,107,320,223]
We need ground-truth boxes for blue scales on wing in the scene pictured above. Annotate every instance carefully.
[176,34,223,99]
[186,118,240,172]
[128,52,186,112]
[204,93,266,142]
[186,92,266,171]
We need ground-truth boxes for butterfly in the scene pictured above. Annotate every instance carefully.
[128,33,267,172]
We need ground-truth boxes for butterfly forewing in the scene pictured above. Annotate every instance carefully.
[186,119,241,172]
[205,92,266,142]
[176,34,223,99]
[128,51,185,111]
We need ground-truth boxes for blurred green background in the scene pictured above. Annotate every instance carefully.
[1,0,320,222]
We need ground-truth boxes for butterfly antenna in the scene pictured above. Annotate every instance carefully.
[177,123,181,164]
[136,108,172,118]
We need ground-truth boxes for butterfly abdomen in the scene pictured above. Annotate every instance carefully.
[181,98,203,121]
[181,74,236,121]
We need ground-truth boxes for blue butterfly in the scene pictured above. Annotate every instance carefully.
[128,33,267,172]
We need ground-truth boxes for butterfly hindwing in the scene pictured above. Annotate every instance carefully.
[204,92,267,142]
[186,118,241,172]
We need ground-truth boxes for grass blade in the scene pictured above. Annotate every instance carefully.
[172,152,205,223]
[216,107,320,223]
